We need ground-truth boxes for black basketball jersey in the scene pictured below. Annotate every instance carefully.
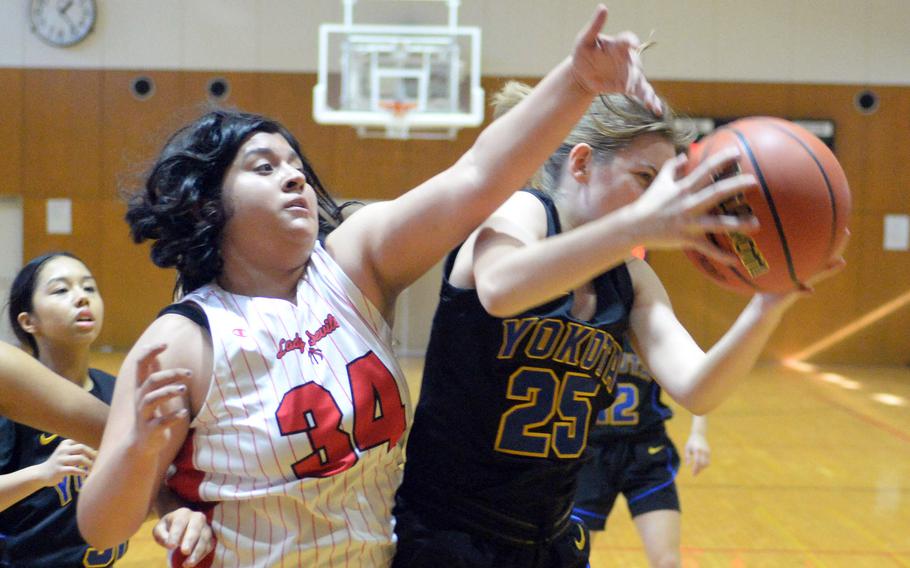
[587,340,673,443]
[399,190,634,531]
[0,369,128,568]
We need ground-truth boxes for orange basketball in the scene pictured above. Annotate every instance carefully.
[684,117,851,295]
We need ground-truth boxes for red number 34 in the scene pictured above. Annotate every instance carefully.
[275,352,407,479]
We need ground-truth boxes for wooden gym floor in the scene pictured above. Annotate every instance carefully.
[90,353,910,567]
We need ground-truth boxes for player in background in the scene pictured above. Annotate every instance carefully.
[574,324,710,568]
[0,252,125,567]
[1,252,211,567]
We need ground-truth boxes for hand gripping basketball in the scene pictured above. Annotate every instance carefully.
[628,148,761,266]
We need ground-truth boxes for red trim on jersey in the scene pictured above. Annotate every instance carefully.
[168,434,218,568]
[168,432,205,504]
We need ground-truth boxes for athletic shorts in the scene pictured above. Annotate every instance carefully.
[572,429,680,530]
[392,494,591,568]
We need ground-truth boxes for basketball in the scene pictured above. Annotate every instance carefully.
[684,117,851,294]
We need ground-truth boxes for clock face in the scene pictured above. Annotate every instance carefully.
[30,0,97,47]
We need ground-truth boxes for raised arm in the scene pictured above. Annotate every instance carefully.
[328,6,659,314]
[0,342,107,447]
[77,320,209,549]
[627,212,847,416]
[468,150,758,317]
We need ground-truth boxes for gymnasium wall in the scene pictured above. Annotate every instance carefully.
[1,67,907,364]
[2,1,908,85]
[2,0,908,364]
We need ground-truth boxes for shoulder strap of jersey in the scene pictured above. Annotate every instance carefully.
[157,302,210,332]
[519,188,561,237]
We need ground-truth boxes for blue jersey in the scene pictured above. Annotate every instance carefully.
[0,369,128,568]
[588,343,673,443]
[398,190,634,531]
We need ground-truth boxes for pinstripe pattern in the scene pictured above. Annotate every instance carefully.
[167,242,411,568]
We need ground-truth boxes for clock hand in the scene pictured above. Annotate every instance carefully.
[59,9,77,31]
[58,0,74,15]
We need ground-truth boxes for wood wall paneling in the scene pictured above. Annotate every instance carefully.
[23,69,102,199]
[21,197,103,280]
[0,69,23,196]
[100,70,192,198]
[7,67,910,361]
[97,70,193,347]
[96,198,176,349]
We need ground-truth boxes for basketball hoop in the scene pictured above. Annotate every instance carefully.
[378,100,417,139]
[313,0,484,140]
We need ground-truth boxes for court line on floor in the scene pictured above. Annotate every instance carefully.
[805,383,910,444]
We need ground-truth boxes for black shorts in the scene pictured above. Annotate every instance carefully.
[392,493,591,568]
[572,428,680,530]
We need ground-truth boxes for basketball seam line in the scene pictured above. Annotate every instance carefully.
[729,127,800,288]
[767,123,839,258]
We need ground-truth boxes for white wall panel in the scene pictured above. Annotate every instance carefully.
[607,0,723,82]
[789,1,869,84]
[858,0,910,85]
[1,0,907,84]
[707,1,795,82]
[256,1,335,72]
[0,1,26,66]
[101,0,184,69]
[183,0,262,70]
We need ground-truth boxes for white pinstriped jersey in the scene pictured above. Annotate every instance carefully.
[167,242,412,568]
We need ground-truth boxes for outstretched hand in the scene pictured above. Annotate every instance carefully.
[570,4,661,115]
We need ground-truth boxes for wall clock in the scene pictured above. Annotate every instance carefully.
[30,0,97,47]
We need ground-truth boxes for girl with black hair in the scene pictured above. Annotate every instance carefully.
[78,6,663,567]
[1,254,212,567]
[0,252,125,567]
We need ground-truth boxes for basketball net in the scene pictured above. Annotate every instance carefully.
[379,100,417,139]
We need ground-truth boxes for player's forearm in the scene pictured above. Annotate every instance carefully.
[477,208,641,317]
[679,294,795,414]
[0,466,51,512]
[466,58,595,203]
[690,414,708,436]
[77,443,160,549]
[0,345,107,446]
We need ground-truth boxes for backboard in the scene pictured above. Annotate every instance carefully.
[313,0,484,139]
